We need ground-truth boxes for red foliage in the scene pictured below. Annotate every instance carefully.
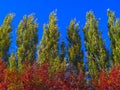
[21,61,50,90]
[0,60,88,90]
[49,71,89,90]
[0,61,7,89]
[92,66,120,90]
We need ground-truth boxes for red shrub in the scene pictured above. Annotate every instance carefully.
[21,61,50,90]
[0,61,7,89]
[92,66,120,90]
[0,60,89,90]
[49,71,89,90]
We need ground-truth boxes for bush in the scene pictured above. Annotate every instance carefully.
[0,60,89,90]
[92,65,120,90]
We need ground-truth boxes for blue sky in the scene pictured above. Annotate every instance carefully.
[0,0,120,55]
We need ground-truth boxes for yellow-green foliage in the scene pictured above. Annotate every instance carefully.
[67,19,83,72]
[108,10,120,66]
[60,40,66,62]
[38,11,60,64]
[38,11,67,74]
[17,15,38,69]
[83,11,108,78]
[9,52,17,71]
[49,56,67,77]
[0,14,14,61]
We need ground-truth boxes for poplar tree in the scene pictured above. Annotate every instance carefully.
[67,19,83,72]
[38,12,66,76]
[108,10,120,66]
[0,14,14,61]
[9,52,17,71]
[16,15,38,69]
[83,11,108,78]
[38,12,60,64]
[60,40,66,62]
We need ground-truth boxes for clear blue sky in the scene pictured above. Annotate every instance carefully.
[0,0,120,55]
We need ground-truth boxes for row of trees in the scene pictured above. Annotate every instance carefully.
[0,9,120,80]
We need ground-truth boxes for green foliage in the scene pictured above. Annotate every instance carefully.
[38,11,67,75]
[49,56,67,77]
[67,19,83,72]
[0,14,14,61]
[83,11,108,78]
[16,14,38,69]
[9,52,17,71]
[60,40,66,62]
[107,10,120,66]
[38,11,60,64]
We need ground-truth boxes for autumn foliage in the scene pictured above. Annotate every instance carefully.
[0,60,89,90]
[5,59,120,90]
[92,65,120,90]
[1,9,120,89]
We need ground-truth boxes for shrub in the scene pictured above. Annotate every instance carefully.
[49,71,89,90]
[92,65,120,90]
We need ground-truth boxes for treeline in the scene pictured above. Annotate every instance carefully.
[0,9,120,89]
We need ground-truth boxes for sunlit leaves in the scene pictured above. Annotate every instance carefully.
[108,10,120,66]
[67,19,83,72]
[83,11,108,78]
[0,14,14,60]
[17,14,38,69]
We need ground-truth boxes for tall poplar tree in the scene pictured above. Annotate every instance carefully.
[67,19,83,72]
[16,15,38,69]
[38,12,60,64]
[108,9,120,66]
[83,11,108,78]
[38,12,66,76]
[0,14,14,61]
